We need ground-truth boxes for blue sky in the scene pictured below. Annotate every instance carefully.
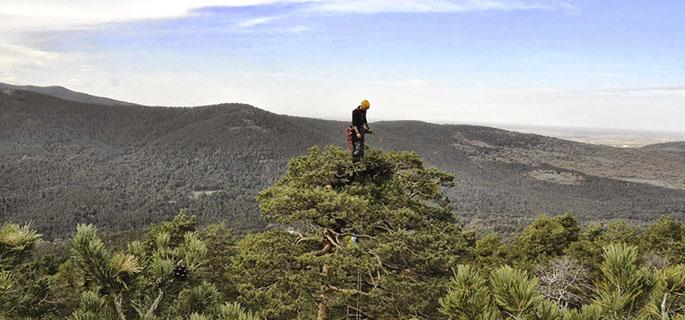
[1,0,684,132]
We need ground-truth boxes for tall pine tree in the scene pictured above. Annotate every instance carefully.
[238,146,475,319]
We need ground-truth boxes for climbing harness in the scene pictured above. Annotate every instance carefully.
[345,127,354,152]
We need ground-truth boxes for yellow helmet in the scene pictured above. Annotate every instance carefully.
[360,99,370,110]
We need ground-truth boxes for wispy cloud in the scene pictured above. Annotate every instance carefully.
[470,86,685,99]
[308,0,573,14]
[236,15,311,34]
[0,0,574,32]
[589,86,685,97]
[238,16,283,28]
[0,1,305,32]
[367,78,433,87]
[0,43,61,82]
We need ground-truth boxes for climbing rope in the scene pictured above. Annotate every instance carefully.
[356,264,362,320]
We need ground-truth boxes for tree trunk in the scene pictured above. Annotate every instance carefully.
[145,289,164,318]
[113,293,127,320]
[661,292,669,320]
[317,292,328,320]
[318,243,333,320]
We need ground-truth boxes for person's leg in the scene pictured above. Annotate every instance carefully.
[352,134,362,161]
[359,135,365,159]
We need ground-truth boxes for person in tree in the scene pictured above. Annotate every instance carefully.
[351,99,372,162]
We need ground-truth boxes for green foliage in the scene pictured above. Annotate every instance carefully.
[40,258,86,317]
[642,264,685,318]
[185,302,261,320]
[5,146,685,319]
[172,282,222,317]
[69,291,115,320]
[440,243,685,319]
[230,231,319,319]
[475,232,509,273]
[5,209,685,319]
[640,216,685,265]
[0,213,260,320]
[144,211,197,249]
[0,223,41,269]
[257,146,456,228]
[199,223,238,299]
[591,243,656,318]
[71,224,140,295]
[0,271,18,315]
[216,302,261,320]
[565,221,639,279]
[490,265,542,317]
[249,146,472,318]
[562,304,605,320]
[515,213,579,265]
[439,265,494,319]
[534,299,565,320]
[0,223,42,318]
[66,212,258,320]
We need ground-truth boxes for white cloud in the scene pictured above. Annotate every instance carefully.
[0,1,309,32]
[0,0,572,32]
[483,86,685,99]
[309,0,569,14]
[367,78,433,87]
[589,86,685,97]
[0,43,59,67]
[235,15,311,34]
[239,16,283,28]
[0,43,61,82]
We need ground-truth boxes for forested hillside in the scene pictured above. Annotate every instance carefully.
[642,141,685,153]
[2,148,685,319]
[1,89,684,237]
[0,82,136,106]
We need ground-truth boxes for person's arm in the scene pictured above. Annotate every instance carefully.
[352,125,361,136]
[362,112,370,132]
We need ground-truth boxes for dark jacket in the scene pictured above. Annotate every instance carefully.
[352,108,367,133]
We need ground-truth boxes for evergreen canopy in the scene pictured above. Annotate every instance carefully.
[249,146,475,319]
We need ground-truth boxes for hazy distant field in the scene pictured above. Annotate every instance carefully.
[502,125,685,148]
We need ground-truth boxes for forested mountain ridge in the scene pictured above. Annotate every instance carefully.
[0,81,136,106]
[642,141,685,153]
[1,88,684,237]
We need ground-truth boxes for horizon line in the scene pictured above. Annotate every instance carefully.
[3,80,685,137]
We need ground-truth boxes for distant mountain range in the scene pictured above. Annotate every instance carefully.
[0,82,136,106]
[1,85,684,237]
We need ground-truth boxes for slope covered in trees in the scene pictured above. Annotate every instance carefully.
[1,89,684,238]
[0,82,136,106]
[3,147,685,319]
[642,141,685,153]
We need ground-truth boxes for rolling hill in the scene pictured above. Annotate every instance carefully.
[1,88,684,237]
[642,141,685,153]
[0,82,136,106]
